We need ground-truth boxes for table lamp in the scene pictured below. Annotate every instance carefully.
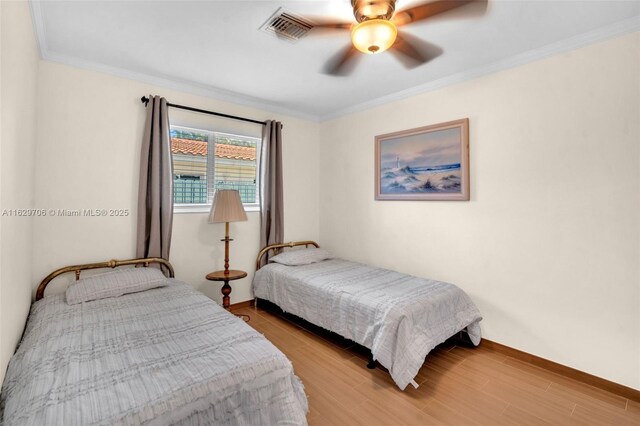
[208,189,248,274]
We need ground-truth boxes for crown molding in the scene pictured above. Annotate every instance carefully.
[41,50,321,123]
[29,0,639,124]
[319,16,640,122]
[29,0,48,56]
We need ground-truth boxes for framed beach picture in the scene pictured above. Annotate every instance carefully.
[375,118,469,201]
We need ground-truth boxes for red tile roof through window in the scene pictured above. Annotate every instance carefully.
[171,138,256,160]
[172,138,207,156]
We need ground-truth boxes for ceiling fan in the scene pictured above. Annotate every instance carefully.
[306,0,488,75]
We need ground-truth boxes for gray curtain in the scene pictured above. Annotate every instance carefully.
[136,95,173,261]
[259,120,284,265]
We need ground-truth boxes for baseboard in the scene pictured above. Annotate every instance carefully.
[229,299,255,310]
[481,339,640,403]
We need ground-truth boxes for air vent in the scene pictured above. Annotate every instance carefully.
[260,8,313,42]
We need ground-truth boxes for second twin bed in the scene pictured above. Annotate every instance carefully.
[253,241,483,390]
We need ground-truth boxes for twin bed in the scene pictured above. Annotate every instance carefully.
[1,243,482,424]
[253,241,482,390]
[0,259,307,425]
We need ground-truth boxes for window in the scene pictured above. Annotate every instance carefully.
[171,126,260,212]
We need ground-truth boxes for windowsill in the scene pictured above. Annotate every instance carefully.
[174,204,261,214]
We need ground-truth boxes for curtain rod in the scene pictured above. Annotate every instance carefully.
[140,96,275,127]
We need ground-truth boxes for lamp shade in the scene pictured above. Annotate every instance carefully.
[208,190,248,223]
[351,19,397,54]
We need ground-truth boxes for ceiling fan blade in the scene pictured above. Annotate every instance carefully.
[308,19,352,35]
[390,32,443,68]
[312,20,352,30]
[393,0,487,26]
[323,44,361,76]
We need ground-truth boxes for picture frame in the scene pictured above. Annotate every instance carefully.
[375,118,469,201]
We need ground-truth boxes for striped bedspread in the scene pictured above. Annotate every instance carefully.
[253,259,482,390]
[0,280,308,425]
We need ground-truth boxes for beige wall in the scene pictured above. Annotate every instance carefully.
[32,61,320,305]
[0,1,39,383]
[320,33,640,389]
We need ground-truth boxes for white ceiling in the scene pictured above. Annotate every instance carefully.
[32,0,640,121]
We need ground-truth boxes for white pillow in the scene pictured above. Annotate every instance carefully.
[66,267,169,305]
[269,248,333,266]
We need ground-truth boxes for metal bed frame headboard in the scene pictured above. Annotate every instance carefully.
[35,257,175,301]
[255,241,319,270]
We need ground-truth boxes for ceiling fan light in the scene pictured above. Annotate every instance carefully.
[351,19,397,54]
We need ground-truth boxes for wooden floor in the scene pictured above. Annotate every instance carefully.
[234,305,640,426]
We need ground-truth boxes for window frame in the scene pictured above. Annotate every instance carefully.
[171,125,261,214]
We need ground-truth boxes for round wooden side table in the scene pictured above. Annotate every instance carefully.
[205,269,247,310]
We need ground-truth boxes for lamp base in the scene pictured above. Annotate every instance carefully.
[221,282,232,308]
[205,269,248,310]
[222,222,232,274]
